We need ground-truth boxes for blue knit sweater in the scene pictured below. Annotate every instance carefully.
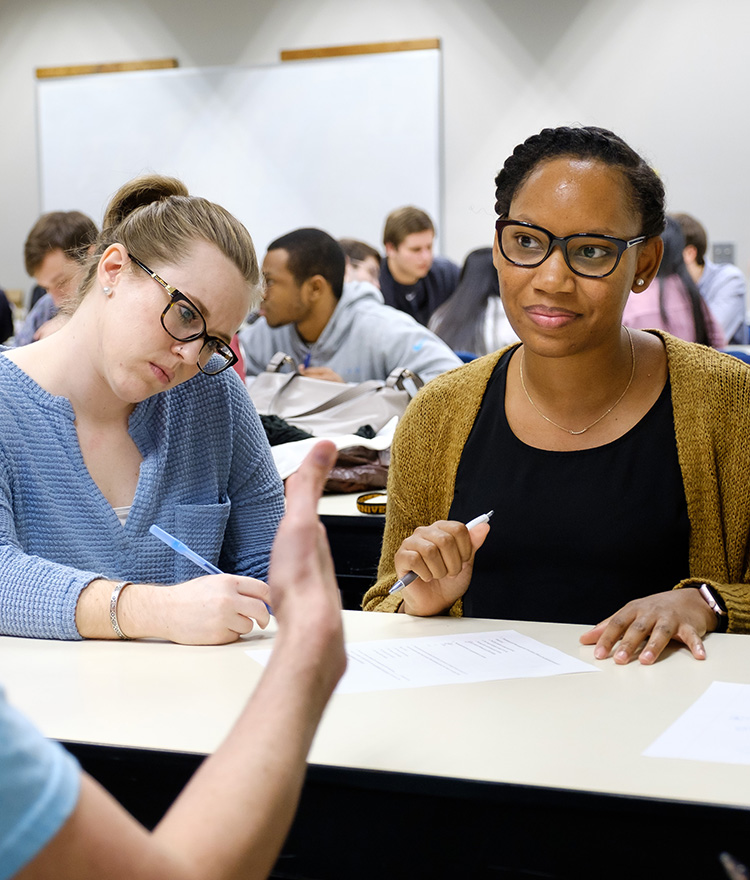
[0,355,284,640]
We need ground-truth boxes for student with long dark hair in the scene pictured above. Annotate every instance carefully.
[428,246,519,357]
[622,215,725,346]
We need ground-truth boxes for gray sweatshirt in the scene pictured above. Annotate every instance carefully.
[240,281,462,384]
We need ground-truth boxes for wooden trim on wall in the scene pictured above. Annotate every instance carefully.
[280,38,440,62]
[36,58,178,80]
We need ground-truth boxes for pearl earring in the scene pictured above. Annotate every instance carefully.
[103,286,113,297]
[636,279,645,287]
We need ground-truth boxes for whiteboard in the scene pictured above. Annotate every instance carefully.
[36,50,442,257]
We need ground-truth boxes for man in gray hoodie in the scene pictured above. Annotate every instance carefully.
[240,228,462,384]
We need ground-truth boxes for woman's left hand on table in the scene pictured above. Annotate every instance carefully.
[579,588,718,665]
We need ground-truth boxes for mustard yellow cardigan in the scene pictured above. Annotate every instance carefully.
[362,332,750,632]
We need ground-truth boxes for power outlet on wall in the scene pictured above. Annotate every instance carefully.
[713,242,735,264]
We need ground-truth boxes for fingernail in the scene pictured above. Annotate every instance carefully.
[615,649,628,662]
[640,649,653,663]
[594,646,607,659]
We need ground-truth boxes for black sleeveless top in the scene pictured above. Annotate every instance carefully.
[448,349,690,624]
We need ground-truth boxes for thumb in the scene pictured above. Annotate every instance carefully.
[468,522,490,555]
[284,440,337,516]
[456,522,490,583]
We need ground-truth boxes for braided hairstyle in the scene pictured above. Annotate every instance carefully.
[494,126,666,240]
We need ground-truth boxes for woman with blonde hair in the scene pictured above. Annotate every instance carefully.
[0,175,283,644]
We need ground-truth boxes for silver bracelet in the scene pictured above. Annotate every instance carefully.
[109,581,133,640]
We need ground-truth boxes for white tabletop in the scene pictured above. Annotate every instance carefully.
[3,611,750,810]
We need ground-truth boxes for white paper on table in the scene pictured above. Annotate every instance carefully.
[247,629,598,694]
[643,681,750,765]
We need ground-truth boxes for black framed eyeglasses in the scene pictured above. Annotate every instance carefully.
[495,219,647,279]
[128,254,238,376]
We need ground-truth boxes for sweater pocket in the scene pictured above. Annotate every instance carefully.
[171,500,232,581]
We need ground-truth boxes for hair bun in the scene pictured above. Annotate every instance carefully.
[102,174,189,229]
[77,171,261,312]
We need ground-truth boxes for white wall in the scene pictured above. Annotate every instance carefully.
[2,0,750,292]
[35,53,442,260]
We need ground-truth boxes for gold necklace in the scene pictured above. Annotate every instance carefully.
[519,327,636,436]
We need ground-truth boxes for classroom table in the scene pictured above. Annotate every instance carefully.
[3,611,750,879]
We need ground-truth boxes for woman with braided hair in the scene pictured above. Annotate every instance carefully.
[364,125,750,665]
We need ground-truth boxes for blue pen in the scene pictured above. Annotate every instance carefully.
[388,510,494,594]
[302,351,312,369]
[149,524,272,613]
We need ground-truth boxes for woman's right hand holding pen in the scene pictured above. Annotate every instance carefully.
[76,574,272,644]
[135,574,273,644]
[395,519,491,616]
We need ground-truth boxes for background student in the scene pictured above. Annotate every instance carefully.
[0,288,12,344]
[675,211,748,344]
[241,227,461,383]
[339,237,381,289]
[378,206,460,326]
[428,246,519,357]
[15,211,98,346]
[622,215,726,346]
